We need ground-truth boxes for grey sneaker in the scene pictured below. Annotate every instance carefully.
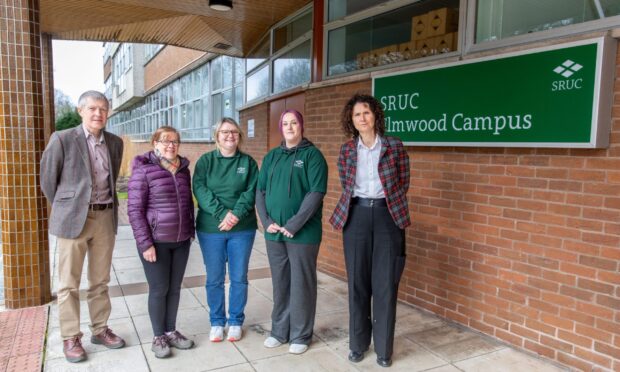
[151,335,171,358]
[166,330,194,349]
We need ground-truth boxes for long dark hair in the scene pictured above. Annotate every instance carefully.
[340,93,385,138]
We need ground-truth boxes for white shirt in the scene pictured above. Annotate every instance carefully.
[353,135,385,199]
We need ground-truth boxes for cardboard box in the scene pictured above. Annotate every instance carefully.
[426,7,458,37]
[433,32,458,53]
[411,13,429,41]
[415,38,436,58]
[398,41,417,60]
[368,45,399,66]
[356,52,369,69]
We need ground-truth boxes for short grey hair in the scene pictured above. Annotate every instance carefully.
[78,91,109,109]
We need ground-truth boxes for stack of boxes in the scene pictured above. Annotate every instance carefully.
[356,7,459,70]
[405,7,459,58]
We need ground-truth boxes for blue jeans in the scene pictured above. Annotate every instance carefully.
[197,230,255,326]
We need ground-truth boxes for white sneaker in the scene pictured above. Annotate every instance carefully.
[289,343,308,354]
[263,336,282,348]
[227,326,242,341]
[209,326,224,342]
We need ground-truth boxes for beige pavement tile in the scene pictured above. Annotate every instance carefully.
[317,272,348,298]
[45,345,149,372]
[394,312,445,339]
[115,268,147,285]
[249,252,270,269]
[244,287,274,326]
[189,287,208,307]
[124,289,203,317]
[410,324,478,350]
[113,239,139,258]
[454,348,569,372]
[113,256,143,270]
[251,344,357,372]
[429,334,505,362]
[250,278,274,301]
[316,288,348,314]
[142,333,246,371]
[423,365,463,372]
[313,310,349,346]
[210,362,256,372]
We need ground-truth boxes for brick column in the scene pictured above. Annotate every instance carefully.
[0,0,52,308]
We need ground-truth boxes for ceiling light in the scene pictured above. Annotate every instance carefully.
[209,0,232,11]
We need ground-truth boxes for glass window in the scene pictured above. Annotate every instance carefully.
[222,56,233,89]
[328,0,389,21]
[222,89,233,119]
[273,41,311,94]
[327,0,459,76]
[212,93,223,127]
[273,11,313,53]
[234,58,244,84]
[201,64,209,95]
[234,85,243,110]
[476,0,620,42]
[212,57,223,91]
[246,65,269,102]
[247,35,270,72]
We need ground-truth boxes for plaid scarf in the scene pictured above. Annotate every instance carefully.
[154,149,180,174]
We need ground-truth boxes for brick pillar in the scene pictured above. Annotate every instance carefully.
[0,0,52,308]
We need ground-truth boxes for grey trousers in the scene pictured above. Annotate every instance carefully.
[266,240,320,345]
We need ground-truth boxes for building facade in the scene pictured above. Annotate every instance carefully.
[104,1,620,371]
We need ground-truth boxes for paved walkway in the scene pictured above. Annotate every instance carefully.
[0,306,47,371]
[42,226,568,371]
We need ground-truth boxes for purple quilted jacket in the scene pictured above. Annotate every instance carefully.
[127,151,195,252]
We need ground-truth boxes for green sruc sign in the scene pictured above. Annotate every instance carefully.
[373,37,616,148]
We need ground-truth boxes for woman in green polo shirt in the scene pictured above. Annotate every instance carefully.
[256,109,328,355]
[193,117,258,343]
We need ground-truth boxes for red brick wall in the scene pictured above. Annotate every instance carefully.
[144,46,206,92]
[304,47,620,371]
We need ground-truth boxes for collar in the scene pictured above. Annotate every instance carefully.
[357,134,380,151]
[82,124,105,144]
[215,149,240,158]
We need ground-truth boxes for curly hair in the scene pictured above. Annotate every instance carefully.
[340,93,385,138]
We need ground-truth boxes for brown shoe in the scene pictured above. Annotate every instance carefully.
[63,336,86,363]
[91,327,125,349]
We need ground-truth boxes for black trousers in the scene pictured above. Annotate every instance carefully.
[140,240,191,336]
[343,203,406,359]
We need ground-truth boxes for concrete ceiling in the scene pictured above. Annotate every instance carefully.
[40,0,311,57]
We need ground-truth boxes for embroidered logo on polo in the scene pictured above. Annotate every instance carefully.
[553,59,582,78]
[237,167,247,174]
[294,160,304,168]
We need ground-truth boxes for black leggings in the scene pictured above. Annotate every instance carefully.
[139,240,191,336]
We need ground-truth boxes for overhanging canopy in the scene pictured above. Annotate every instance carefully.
[41,0,311,57]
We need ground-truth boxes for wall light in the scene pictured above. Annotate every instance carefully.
[209,0,232,11]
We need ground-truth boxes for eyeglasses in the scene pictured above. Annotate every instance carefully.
[157,140,180,146]
[219,130,240,136]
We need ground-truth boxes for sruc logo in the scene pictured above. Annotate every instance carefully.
[551,59,583,91]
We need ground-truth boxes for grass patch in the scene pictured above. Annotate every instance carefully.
[117,192,128,200]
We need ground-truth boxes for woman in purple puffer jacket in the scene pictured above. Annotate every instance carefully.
[128,126,195,359]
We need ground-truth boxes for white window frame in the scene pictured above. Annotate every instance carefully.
[323,0,620,80]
